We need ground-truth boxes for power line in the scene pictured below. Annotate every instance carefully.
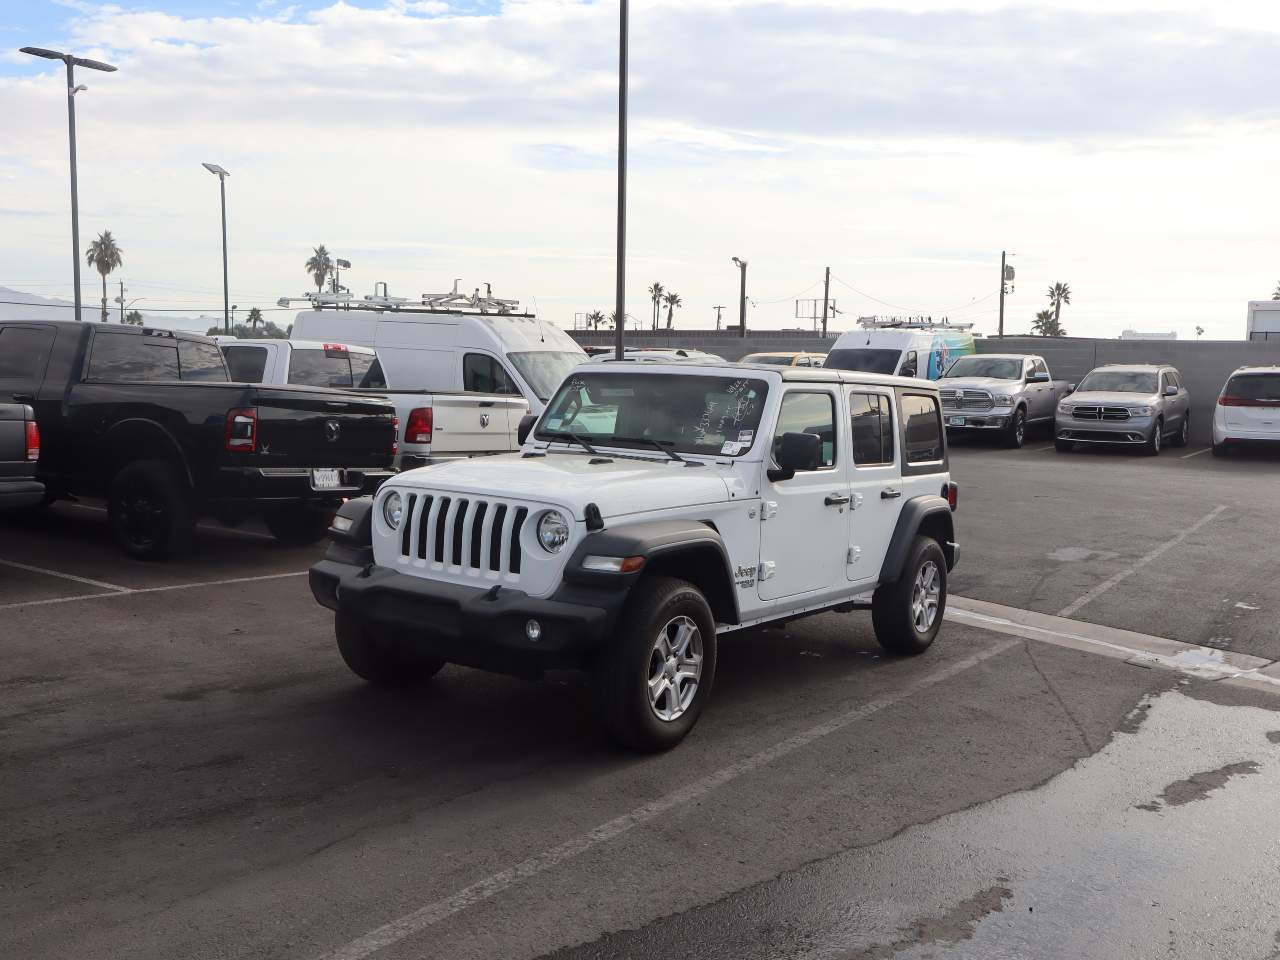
[755,280,820,305]
[0,299,295,313]
[829,274,920,313]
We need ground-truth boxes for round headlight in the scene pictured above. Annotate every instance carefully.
[382,490,404,529]
[537,510,569,553]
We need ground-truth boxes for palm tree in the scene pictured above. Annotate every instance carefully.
[305,245,333,294]
[662,291,683,329]
[585,309,605,330]
[1046,282,1071,326]
[246,307,264,332]
[647,281,664,331]
[1032,308,1066,337]
[1271,282,1280,301]
[85,230,123,322]
[123,310,143,326]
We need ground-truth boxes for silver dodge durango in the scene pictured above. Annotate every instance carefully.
[1055,364,1191,455]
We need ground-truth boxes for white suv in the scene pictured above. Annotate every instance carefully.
[310,363,959,751]
[1213,366,1280,456]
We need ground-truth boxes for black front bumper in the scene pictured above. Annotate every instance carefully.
[309,559,618,675]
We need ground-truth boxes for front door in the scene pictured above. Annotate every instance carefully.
[846,389,901,586]
[758,387,848,602]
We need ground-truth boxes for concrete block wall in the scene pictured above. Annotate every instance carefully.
[569,329,836,361]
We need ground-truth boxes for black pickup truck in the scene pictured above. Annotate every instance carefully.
[0,320,397,558]
[0,402,43,510]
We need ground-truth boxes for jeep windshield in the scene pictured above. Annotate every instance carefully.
[943,357,1022,380]
[1077,371,1158,393]
[536,371,769,458]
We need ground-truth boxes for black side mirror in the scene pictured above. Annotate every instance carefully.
[517,413,538,445]
[768,431,822,482]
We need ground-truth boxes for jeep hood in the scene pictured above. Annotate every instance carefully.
[392,452,734,520]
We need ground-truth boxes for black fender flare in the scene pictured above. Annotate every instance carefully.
[878,495,956,583]
[103,418,193,487]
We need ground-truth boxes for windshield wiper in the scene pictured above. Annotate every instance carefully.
[610,436,685,463]
[541,429,599,456]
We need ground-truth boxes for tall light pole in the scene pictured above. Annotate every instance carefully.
[201,163,231,333]
[732,257,748,337]
[20,47,117,323]
[613,0,629,361]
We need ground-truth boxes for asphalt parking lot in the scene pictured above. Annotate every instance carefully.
[3,444,1280,960]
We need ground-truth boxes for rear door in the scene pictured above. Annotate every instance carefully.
[1028,357,1053,420]
[846,389,900,585]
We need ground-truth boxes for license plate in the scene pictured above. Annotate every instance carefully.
[948,416,965,426]
[311,468,342,489]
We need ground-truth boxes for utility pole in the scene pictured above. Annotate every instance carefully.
[713,305,725,330]
[997,251,1006,338]
[732,257,747,337]
[613,0,629,361]
[821,266,831,337]
[117,279,124,323]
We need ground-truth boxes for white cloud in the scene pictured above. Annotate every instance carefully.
[1,0,1279,339]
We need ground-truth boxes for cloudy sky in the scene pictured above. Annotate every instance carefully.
[3,0,1280,338]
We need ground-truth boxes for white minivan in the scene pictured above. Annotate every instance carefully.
[290,308,587,414]
[1213,366,1280,456]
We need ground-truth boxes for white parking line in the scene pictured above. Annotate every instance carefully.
[1180,447,1212,460]
[1032,444,1055,452]
[311,638,1018,960]
[0,557,129,593]
[0,570,310,611]
[1055,505,1227,618]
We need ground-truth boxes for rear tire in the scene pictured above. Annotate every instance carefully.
[592,576,717,752]
[1055,438,1074,453]
[1003,408,1026,449]
[872,536,947,656]
[1144,417,1163,456]
[264,504,333,545]
[335,613,445,686]
[107,459,194,560]
[1172,415,1190,448]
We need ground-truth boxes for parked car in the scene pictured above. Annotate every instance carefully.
[217,338,526,471]
[310,362,959,751]
[826,320,975,381]
[0,402,43,511]
[740,351,827,367]
[1213,366,1280,456]
[938,353,1075,448]
[1055,364,1190,455]
[0,320,397,558]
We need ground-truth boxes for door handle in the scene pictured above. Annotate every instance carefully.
[824,493,850,506]
[11,393,34,404]
[881,488,901,499]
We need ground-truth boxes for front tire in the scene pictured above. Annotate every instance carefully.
[107,459,194,560]
[1144,417,1163,456]
[335,613,446,686]
[593,576,717,752]
[872,536,947,655]
[1003,408,1026,449]
[264,504,333,545]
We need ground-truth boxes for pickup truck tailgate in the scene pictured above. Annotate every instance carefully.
[430,394,525,453]
[251,388,395,468]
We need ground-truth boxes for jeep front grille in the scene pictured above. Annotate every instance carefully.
[397,492,527,575]
[1072,406,1131,421]
[940,389,993,411]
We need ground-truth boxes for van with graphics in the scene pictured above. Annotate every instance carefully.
[826,319,976,382]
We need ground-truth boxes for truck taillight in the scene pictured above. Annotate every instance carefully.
[406,407,433,444]
[25,419,40,461]
[391,415,399,456]
[942,481,958,511]
[225,407,258,452]
[323,342,350,358]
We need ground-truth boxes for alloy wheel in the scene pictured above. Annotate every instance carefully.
[911,561,942,633]
[647,615,703,722]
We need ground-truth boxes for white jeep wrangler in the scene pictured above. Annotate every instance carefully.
[310,363,959,751]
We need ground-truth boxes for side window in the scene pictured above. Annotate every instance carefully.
[1159,371,1170,392]
[1033,358,1049,377]
[88,332,179,381]
[900,394,944,465]
[849,392,894,466]
[223,345,269,383]
[772,391,836,469]
[0,325,56,389]
[1168,371,1181,390]
[463,353,518,394]
[900,350,918,377]
[351,353,386,389]
[178,340,229,382]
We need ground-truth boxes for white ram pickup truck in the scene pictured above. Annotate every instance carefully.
[218,338,527,469]
[937,353,1076,448]
[310,363,960,751]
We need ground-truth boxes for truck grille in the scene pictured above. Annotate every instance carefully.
[940,389,993,411]
[396,492,527,576]
[1072,406,1131,421]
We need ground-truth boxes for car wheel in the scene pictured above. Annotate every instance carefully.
[107,459,194,560]
[1172,415,1190,448]
[1003,408,1026,449]
[1055,438,1074,453]
[264,504,333,545]
[593,576,717,752]
[872,536,947,656]
[1144,418,1163,456]
[334,613,445,686]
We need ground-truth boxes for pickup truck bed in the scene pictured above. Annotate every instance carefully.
[1,320,396,557]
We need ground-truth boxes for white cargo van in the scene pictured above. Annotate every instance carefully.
[826,319,976,381]
[289,296,586,414]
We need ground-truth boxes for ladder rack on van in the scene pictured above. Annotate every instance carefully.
[856,316,975,331]
[277,280,533,317]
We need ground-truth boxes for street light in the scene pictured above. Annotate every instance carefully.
[731,257,748,338]
[20,46,117,323]
[202,162,231,333]
[613,0,629,361]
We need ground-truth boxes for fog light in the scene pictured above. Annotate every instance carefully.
[332,515,353,533]
[525,619,542,641]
